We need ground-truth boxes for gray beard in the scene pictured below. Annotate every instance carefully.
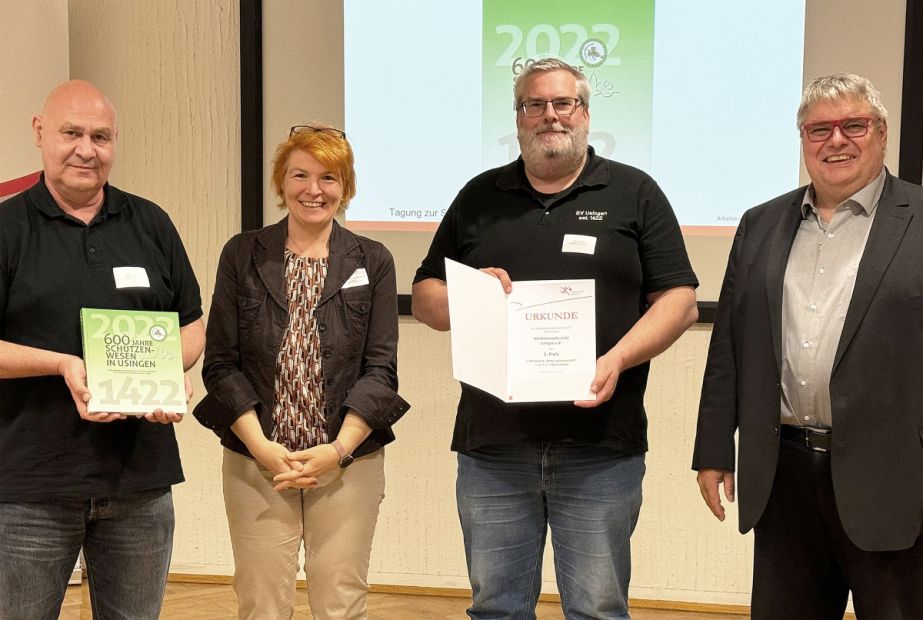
[518,124,588,179]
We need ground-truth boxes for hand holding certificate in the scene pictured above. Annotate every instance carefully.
[445,259,596,403]
[80,308,187,415]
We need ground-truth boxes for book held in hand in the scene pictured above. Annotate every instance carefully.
[80,308,186,415]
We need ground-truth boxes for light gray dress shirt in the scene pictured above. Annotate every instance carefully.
[780,168,886,428]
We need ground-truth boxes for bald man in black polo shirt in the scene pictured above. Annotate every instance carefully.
[412,58,698,620]
[0,80,204,619]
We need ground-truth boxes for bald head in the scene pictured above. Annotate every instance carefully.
[41,79,117,123]
[33,80,118,212]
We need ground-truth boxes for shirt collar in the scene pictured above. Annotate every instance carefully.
[800,167,886,219]
[28,173,122,222]
[496,145,609,195]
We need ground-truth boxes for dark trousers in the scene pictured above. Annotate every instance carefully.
[751,436,923,619]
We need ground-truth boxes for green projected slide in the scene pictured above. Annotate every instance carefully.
[482,1,654,170]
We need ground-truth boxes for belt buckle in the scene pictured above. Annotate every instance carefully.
[804,427,830,453]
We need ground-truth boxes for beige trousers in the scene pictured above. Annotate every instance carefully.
[222,447,385,620]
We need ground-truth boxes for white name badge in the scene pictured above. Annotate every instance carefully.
[342,268,369,289]
[113,266,151,289]
[561,234,597,255]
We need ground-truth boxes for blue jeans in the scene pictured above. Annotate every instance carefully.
[0,487,174,620]
[457,443,645,620]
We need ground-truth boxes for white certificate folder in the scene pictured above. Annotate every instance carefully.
[445,258,597,403]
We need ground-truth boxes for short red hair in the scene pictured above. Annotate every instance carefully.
[270,124,356,213]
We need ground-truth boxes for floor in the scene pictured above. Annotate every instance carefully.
[60,581,755,619]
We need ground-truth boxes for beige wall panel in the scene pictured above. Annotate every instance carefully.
[368,321,469,588]
[630,325,751,604]
[68,0,241,574]
[0,0,69,180]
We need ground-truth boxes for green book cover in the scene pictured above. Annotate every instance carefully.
[80,308,186,415]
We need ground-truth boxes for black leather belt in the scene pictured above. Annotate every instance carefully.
[780,425,832,453]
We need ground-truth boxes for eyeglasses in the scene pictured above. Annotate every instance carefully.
[518,98,584,117]
[289,125,346,139]
[800,116,879,142]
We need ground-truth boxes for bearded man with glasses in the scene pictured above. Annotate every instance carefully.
[694,73,923,618]
[412,57,698,619]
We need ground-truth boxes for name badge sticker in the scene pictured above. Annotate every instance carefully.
[113,266,151,289]
[342,268,369,289]
[561,234,597,255]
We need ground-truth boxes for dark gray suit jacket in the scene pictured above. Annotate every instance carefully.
[693,171,923,552]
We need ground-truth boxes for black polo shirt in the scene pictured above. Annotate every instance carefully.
[414,148,698,455]
[0,177,202,501]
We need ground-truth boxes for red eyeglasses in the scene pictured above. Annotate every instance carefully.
[800,116,879,142]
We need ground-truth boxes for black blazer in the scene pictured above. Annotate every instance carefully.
[193,217,410,459]
[693,171,923,552]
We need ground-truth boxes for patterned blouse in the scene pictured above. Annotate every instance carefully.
[271,250,328,452]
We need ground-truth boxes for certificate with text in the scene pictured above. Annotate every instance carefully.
[445,259,596,403]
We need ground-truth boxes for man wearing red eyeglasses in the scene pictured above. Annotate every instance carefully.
[694,73,923,618]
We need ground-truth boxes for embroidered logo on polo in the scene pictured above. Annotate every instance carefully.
[272,252,329,452]
[575,210,607,221]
